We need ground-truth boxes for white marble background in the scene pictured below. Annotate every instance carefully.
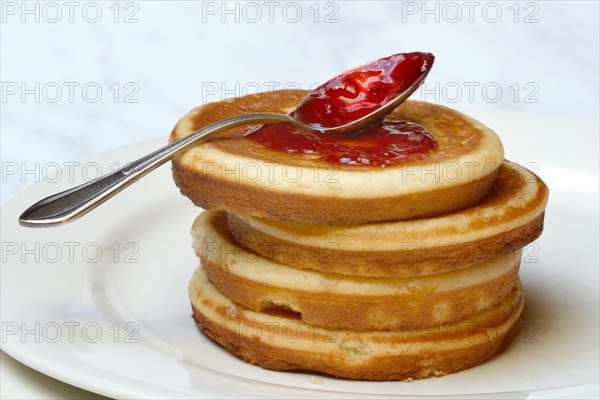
[1,0,598,201]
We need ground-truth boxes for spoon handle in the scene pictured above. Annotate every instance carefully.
[19,113,293,227]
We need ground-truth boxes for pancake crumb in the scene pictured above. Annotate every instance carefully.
[308,376,323,386]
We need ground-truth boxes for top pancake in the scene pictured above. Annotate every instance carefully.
[170,90,504,224]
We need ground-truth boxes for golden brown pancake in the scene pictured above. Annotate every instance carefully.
[227,160,548,277]
[193,210,521,331]
[170,91,504,224]
[175,88,548,382]
[190,266,524,381]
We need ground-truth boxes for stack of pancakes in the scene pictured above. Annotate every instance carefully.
[170,90,548,381]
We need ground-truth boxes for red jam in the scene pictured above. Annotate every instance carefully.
[248,118,436,167]
[293,52,434,128]
[247,52,437,166]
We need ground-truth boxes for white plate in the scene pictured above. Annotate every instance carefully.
[1,112,599,399]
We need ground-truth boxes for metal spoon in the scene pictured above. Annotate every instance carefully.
[19,59,431,227]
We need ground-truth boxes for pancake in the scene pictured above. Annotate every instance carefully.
[190,266,524,381]
[192,210,521,331]
[228,160,548,277]
[170,90,504,224]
